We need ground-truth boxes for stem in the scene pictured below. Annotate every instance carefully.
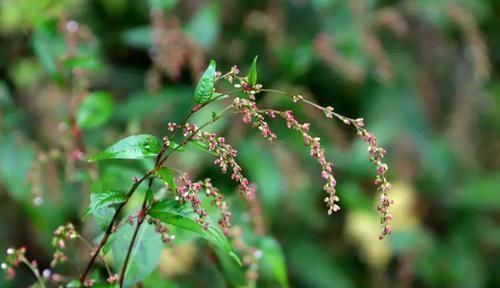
[79,172,151,284]
[79,99,226,284]
[20,258,46,288]
[118,193,149,287]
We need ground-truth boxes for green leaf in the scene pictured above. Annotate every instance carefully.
[154,167,176,189]
[84,186,127,218]
[194,60,216,104]
[32,19,64,84]
[189,140,218,156]
[112,222,163,287]
[257,237,289,288]
[89,135,161,162]
[247,55,258,87]
[148,199,239,264]
[77,91,114,129]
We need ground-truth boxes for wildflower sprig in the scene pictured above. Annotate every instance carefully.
[4,57,393,287]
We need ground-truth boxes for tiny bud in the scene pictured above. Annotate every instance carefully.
[234,84,242,88]
[6,248,14,255]
[1,263,7,270]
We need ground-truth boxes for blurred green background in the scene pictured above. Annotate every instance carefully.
[1,0,499,287]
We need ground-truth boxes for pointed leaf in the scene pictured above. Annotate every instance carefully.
[84,184,127,218]
[257,237,289,288]
[148,199,240,264]
[112,222,163,287]
[154,167,176,189]
[89,135,161,162]
[194,60,216,104]
[247,55,258,87]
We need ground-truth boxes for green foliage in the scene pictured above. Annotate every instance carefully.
[77,92,114,129]
[148,199,240,265]
[194,60,217,104]
[112,222,163,287]
[83,184,127,218]
[89,135,161,162]
[247,55,258,87]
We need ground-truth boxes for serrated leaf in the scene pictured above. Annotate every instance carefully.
[112,222,163,287]
[89,135,161,162]
[77,91,114,129]
[247,55,258,87]
[154,167,176,189]
[84,184,127,218]
[194,60,216,104]
[148,199,240,264]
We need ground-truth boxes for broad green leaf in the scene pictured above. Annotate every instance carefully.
[112,222,163,287]
[257,237,289,288]
[194,60,216,104]
[186,3,220,49]
[89,135,161,162]
[77,91,114,129]
[247,55,258,87]
[148,199,240,264]
[154,167,176,189]
[83,185,127,218]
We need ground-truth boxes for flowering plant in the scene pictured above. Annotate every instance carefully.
[2,57,392,288]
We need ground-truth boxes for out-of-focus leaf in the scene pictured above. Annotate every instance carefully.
[0,133,35,202]
[122,26,152,49]
[112,222,163,287]
[194,60,216,104]
[77,91,114,129]
[66,280,82,287]
[186,3,220,49]
[257,237,289,288]
[289,240,354,288]
[148,199,240,264]
[89,135,161,162]
[64,56,103,71]
[452,172,500,210]
[247,55,258,87]
[154,167,176,189]
[149,0,178,11]
[32,19,64,83]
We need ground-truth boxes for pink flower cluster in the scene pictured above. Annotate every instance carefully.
[51,223,77,267]
[1,247,26,279]
[203,178,232,235]
[176,172,210,229]
[149,217,175,245]
[277,110,340,214]
[233,97,276,142]
[194,132,256,199]
[346,118,393,239]
[164,172,232,235]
